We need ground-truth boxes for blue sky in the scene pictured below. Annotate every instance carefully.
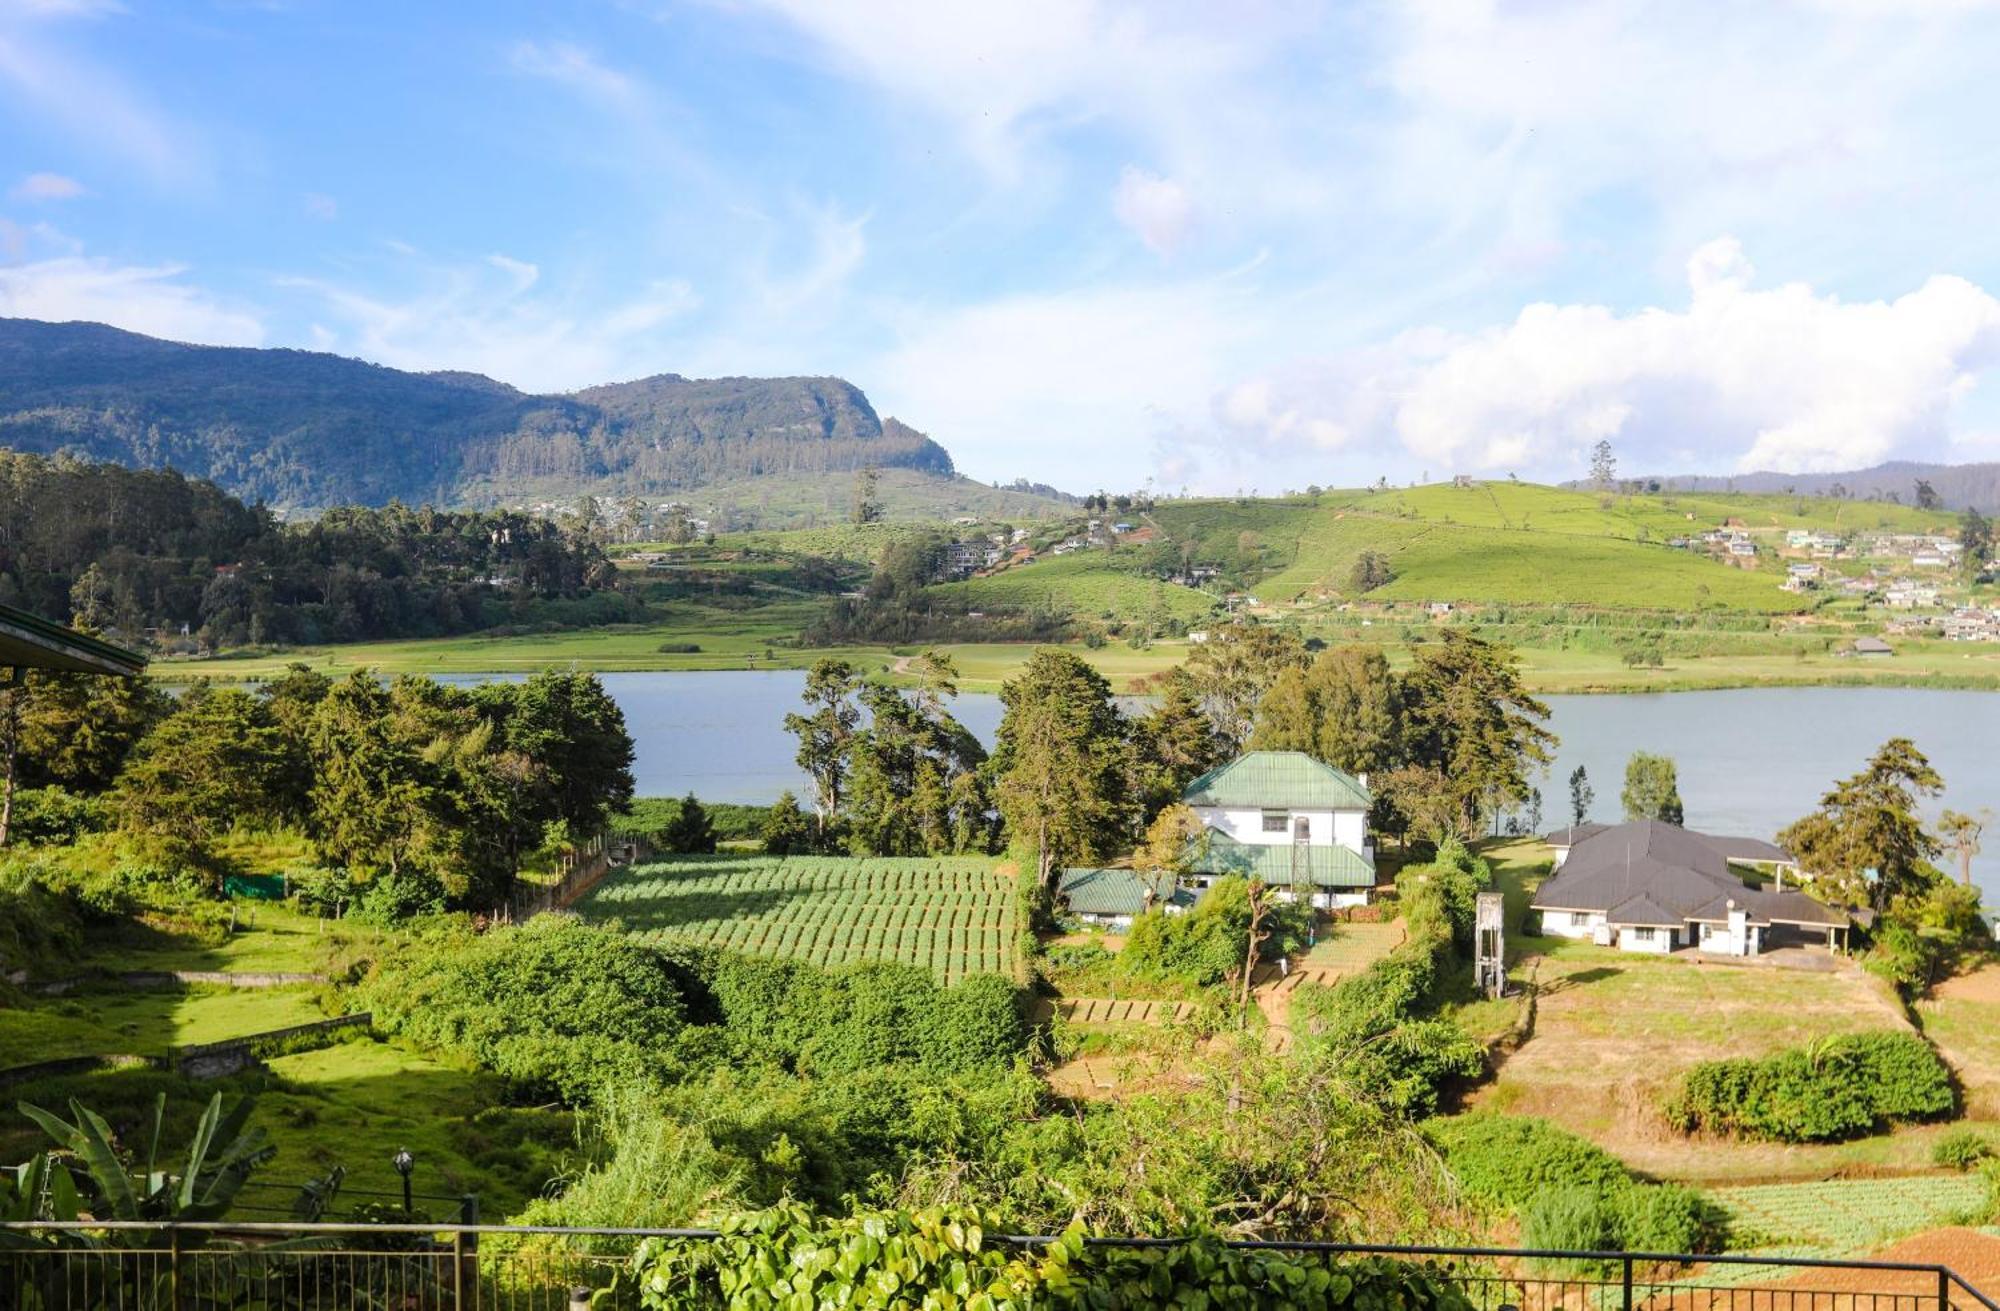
[5,0,2000,493]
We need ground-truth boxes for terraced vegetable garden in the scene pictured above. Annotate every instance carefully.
[577,854,1019,983]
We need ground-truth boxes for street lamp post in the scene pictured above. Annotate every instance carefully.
[392,1148,414,1215]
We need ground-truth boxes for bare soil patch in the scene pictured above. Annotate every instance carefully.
[1749,1229,2000,1306]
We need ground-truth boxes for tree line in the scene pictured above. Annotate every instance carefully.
[1,661,633,915]
[0,452,629,651]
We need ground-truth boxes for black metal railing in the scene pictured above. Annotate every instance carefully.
[0,1224,1992,1311]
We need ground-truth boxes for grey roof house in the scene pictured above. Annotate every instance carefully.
[1532,820,1845,957]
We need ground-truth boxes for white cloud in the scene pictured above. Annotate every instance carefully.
[0,11,200,187]
[1111,167,1193,256]
[283,253,699,392]
[1219,239,2000,477]
[0,256,262,344]
[508,39,639,108]
[11,171,83,200]
[873,278,1250,483]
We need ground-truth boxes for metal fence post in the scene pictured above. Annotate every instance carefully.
[1941,1268,1953,1311]
[169,1226,182,1311]
[1621,1255,1633,1311]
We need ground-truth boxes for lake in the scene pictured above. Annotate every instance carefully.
[460,673,2000,903]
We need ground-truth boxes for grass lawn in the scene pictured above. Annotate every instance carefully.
[1916,965,2000,1119]
[932,554,1216,623]
[1300,920,1405,975]
[79,901,381,975]
[0,985,330,1067]
[1458,835,1921,1181]
[0,1040,571,1221]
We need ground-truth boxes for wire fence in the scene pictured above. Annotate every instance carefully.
[0,1224,1992,1311]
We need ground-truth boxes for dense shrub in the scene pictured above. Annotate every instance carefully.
[1933,1129,1993,1172]
[1118,876,1313,987]
[359,916,690,1099]
[6,788,109,847]
[1424,1114,1629,1211]
[687,952,1030,1078]
[1664,1033,1955,1142]
[1518,1184,1728,1269]
[1290,848,1487,1116]
[629,1203,1482,1310]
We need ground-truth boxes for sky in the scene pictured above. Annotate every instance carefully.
[5,1,2000,494]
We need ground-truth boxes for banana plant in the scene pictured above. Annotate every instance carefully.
[18,1091,274,1234]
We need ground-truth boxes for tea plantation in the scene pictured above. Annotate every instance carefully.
[575,854,1021,983]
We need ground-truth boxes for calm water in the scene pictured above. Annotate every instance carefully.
[454,673,1999,903]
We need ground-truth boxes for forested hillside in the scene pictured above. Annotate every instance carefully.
[0,318,956,511]
[0,452,629,647]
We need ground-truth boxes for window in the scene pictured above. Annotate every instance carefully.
[1630,927,1657,943]
[1569,912,1591,929]
[1261,811,1289,833]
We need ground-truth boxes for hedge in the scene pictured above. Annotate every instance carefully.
[1663,1032,1955,1142]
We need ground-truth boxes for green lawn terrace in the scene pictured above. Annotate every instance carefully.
[575,853,1022,984]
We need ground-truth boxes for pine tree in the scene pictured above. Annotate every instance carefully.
[1568,765,1593,828]
[992,649,1135,887]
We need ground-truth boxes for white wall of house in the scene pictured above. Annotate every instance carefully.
[1696,910,1759,957]
[1616,925,1676,953]
[1194,805,1366,852]
[1540,908,1603,938]
[1274,887,1371,910]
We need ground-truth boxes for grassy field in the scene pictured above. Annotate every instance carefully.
[578,853,1021,983]
[0,985,330,1067]
[1917,966,2000,1119]
[931,553,1215,622]
[1451,838,1927,1181]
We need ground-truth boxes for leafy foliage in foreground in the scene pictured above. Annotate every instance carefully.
[1663,1032,1955,1142]
[628,1202,1482,1311]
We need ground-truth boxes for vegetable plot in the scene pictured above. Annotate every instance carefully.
[579,854,1018,983]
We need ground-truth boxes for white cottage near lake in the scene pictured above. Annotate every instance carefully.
[1180,751,1378,909]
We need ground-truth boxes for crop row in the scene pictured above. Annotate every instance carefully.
[1713,1175,1986,1251]
[578,854,1019,984]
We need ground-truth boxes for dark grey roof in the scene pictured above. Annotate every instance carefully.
[1543,823,1609,847]
[1531,820,1846,929]
[1700,834,1796,865]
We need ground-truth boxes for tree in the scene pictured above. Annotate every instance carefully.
[991,649,1135,887]
[1939,810,1987,887]
[1348,550,1395,593]
[1778,737,1945,908]
[1134,803,1206,874]
[662,793,717,854]
[305,672,437,884]
[783,659,861,838]
[1400,631,1555,835]
[852,467,883,525]
[1590,439,1617,491]
[1248,646,1402,781]
[1568,765,1593,828]
[113,686,293,875]
[1961,507,1993,573]
[1620,752,1684,825]
[760,791,813,855]
[907,648,959,722]
[504,670,636,837]
[1183,621,1308,754]
[0,659,163,846]
[1915,479,1942,511]
[1129,667,1219,817]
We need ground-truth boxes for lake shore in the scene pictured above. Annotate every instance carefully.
[147,623,2000,696]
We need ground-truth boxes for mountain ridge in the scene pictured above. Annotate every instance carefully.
[0,317,961,512]
[1571,460,2000,512]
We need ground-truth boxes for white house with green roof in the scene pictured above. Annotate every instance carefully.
[1181,751,1378,909]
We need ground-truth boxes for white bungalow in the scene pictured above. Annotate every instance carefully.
[1180,751,1378,908]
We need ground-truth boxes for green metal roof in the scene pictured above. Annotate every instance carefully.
[0,604,146,677]
[1057,867,1183,916]
[1181,751,1371,811]
[1192,829,1376,888]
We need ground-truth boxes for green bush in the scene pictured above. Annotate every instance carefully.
[1425,1114,1629,1211]
[629,1202,1482,1310]
[1518,1183,1728,1270]
[1933,1129,1994,1172]
[1665,1033,1955,1142]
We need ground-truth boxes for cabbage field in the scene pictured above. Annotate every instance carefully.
[577,854,1019,983]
